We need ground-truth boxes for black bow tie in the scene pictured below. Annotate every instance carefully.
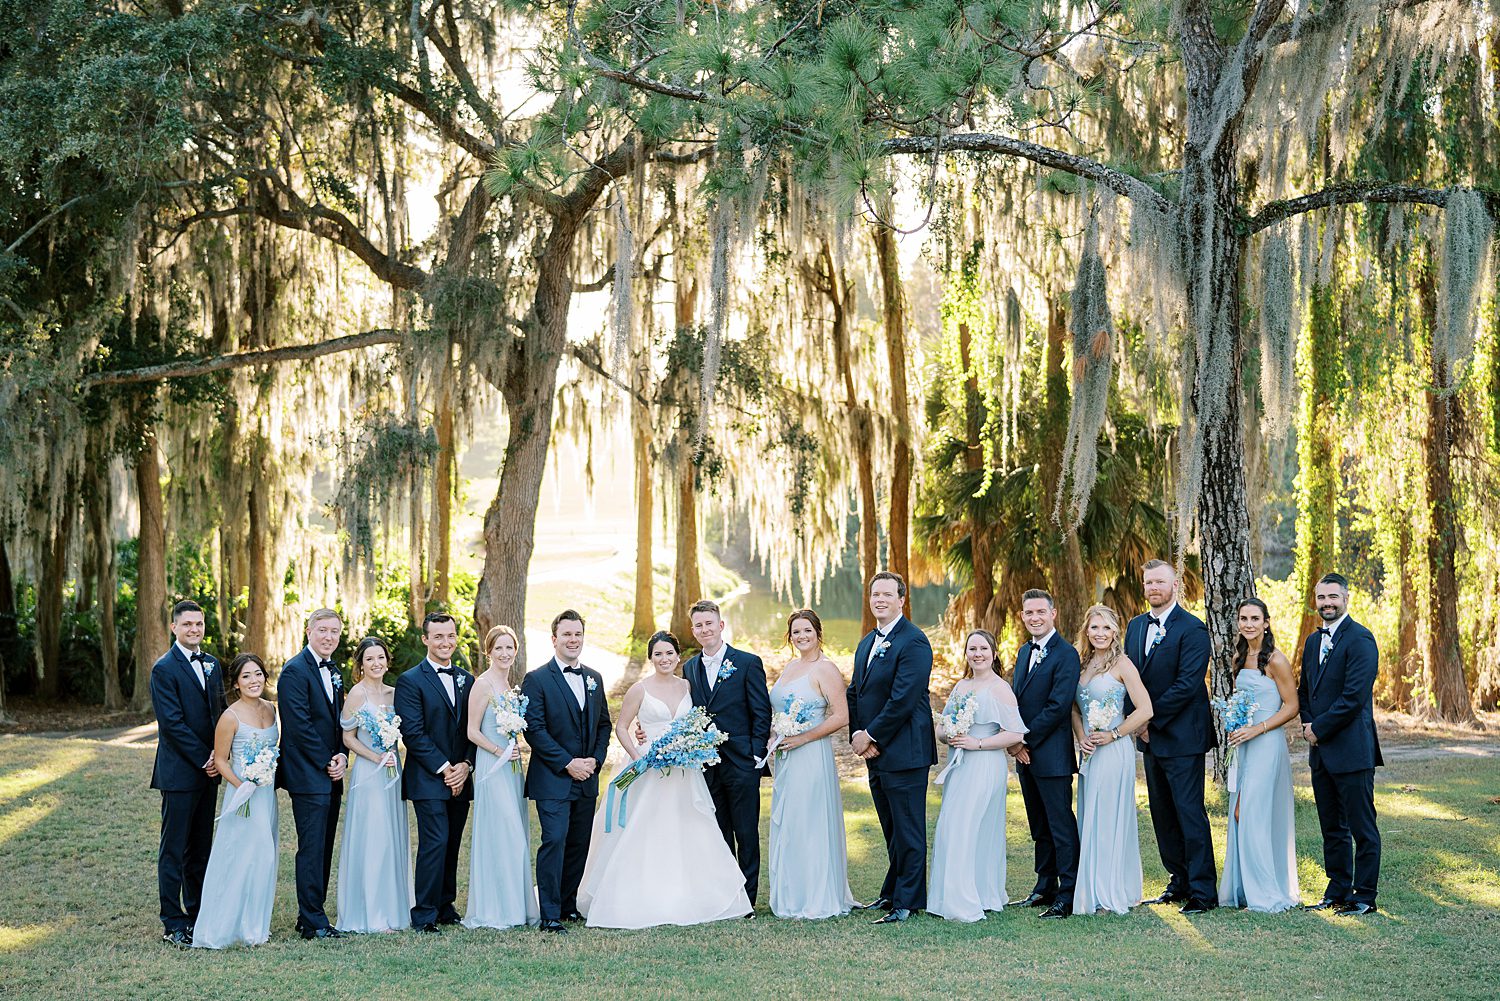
[563,665,583,676]
[317,659,334,671]
[1317,627,1331,636]
[189,652,205,663]
[434,666,455,676]
[1148,615,1162,628]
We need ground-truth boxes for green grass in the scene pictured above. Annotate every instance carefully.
[2,735,1497,1000]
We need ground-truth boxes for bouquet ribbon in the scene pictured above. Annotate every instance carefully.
[753,734,784,770]
[934,746,964,785]
[480,737,518,784]
[1226,747,1239,793]
[604,759,648,832]
[219,780,260,820]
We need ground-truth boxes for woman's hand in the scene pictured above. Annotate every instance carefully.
[1077,733,1100,754]
[779,734,808,752]
[1087,730,1118,748]
[949,734,984,751]
[508,743,522,761]
[1227,722,1265,747]
[380,751,397,769]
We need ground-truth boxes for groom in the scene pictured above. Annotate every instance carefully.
[1124,559,1218,915]
[848,571,936,924]
[684,599,772,907]
[1299,572,1382,915]
[277,608,348,940]
[395,612,475,933]
[149,600,225,947]
[522,609,612,935]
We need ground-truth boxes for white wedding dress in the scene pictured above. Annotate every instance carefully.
[577,689,752,928]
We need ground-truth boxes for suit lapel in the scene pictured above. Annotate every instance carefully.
[686,654,707,706]
[705,645,732,708]
[1012,645,1032,695]
[173,646,211,710]
[854,630,877,686]
[300,649,334,719]
[546,659,583,727]
[418,659,458,718]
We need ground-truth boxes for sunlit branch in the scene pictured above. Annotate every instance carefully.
[83,329,406,387]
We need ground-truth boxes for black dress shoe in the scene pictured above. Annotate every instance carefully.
[872,908,911,924]
[539,920,569,934]
[1039,902,1072,919]
[161,930,192,948]
[1335,902,1378,916]
[414,922,442,934]
[1303,898,1342,911]
[1012,891,1055,908]
[561,910,585,923]
[301,926,344,940]
[1144,891,1187,905]
[1179,900,1217,915]
[857,896,895,912]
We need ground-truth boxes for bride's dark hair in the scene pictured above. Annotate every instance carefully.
[647,630,681,657]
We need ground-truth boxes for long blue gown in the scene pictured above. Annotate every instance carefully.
[336,705,414,933]
[1219,668,1300,912]
[1073,675,1142,915]
[463,699,539,929]
[192,712,278,949]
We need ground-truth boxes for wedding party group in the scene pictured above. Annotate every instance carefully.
[149,561,1384,949]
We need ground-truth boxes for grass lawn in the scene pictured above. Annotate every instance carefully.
[1,734,1497,1001]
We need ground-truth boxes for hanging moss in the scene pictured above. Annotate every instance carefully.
[1436,187,1493,385]
[1055,210,1115,530]
[1259,231,1297,439]
[611,194,635,369]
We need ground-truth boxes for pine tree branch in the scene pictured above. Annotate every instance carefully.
[83,329,406,387]
[880,134,1170,210]
[1245,181,1478,233]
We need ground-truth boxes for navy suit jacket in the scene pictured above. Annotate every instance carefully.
[1011,632,1081,778]
[149,646,226,792]
[1298,617,1383,774]
[394,659,476,802]
[521,658,612,801]
[275,647,346,794]
[1124,604,1216,757]
[847,616,938,773]
[685,643,772,774]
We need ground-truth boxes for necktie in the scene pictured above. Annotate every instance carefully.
[705,657,718,692]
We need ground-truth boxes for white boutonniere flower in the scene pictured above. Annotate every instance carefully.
[717,659,737,682]
[875,640,891,659]
[202,661,214,679]
[586,676,598,692]
[455,673,466,692]
[330,670,344,692]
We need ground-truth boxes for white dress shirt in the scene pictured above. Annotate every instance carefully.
[867,615,903,667]
[1318,613,1349,662]
[1028,629,1057,670]
[316,660,335,702]
[176,642,206,689]
[560,662,586,708]
[701,644,726,692]
[1145,602,1177,653]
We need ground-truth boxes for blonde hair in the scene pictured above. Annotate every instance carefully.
[1075,604,1124,677]
[484,624,523,688]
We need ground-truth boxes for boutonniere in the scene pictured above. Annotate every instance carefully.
[717,659,737,682]
[586,676,598,693]
[875,640,891,659]
[330,670,343,692]
[201,661,214,679]
[455,673,466,692]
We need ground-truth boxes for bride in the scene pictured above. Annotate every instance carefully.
[577,630,752,928]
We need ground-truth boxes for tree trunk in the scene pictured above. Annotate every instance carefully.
[86,458,123,710]
[245,477,272,657]
[818,238,877,632]
[1043,294,1089,635]
[131,430,168,712]
[669,258,702,642]
[630,389,657,642]
[1419,261,1475,723]
[35,487,73,701]
[473,216,581,660]
[433,385,455,609]
[0,540,13,722]
[1294,281,1340,653]
[958,316,995,631]
[1390,522,1417,711]
[873,224,912,610]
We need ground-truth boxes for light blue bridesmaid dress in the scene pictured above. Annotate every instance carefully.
[463,698,539,929]
[1072,675,1143,915]
[767,671,855,919]
[192,710,278,949]
[1219,667,1300,912]
[929,682,1028,921]
[336,705,414,933]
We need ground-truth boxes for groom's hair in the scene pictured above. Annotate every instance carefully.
[1141,558,1175,576]
[551,608,585,635]
[870,570,907,598]
[689,599,721,619]
[1021,588,1054,607]
[421,612,457,635]
[171,599,203,622]
[1318,572,1349,591]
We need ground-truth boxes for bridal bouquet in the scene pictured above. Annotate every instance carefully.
[1078,695,1121,776]
[352,705,403,779]
[934,692,979,785]
[755,694,820,768]
[490,688,529,774]
[224,737,278,818]
[1212,689,1261,792]
[606,706,727,830]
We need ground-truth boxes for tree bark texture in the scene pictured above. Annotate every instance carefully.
[132,431,168,711]
[873,223,912,611]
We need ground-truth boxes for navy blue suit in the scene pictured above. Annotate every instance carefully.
[275,647,346,932]
[1124,604,1218,904]
[148,645,225,934]
[1299,617,1382,905]
[521,658,611,922]
[395,658,475,927]
[848,616,936,910]
[686,643,772,903]
[1011,632,1081,905]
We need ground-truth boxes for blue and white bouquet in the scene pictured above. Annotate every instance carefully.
[352,704,403,779]
[1212,689,1261,792]
[755,693,820,768]
[223,736,278,818]
[489,687,529,774]
[605,706,727,830]
[1078,692,1122,776]
[935,691,979,785]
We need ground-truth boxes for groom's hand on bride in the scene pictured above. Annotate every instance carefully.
[565,758,595,781]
